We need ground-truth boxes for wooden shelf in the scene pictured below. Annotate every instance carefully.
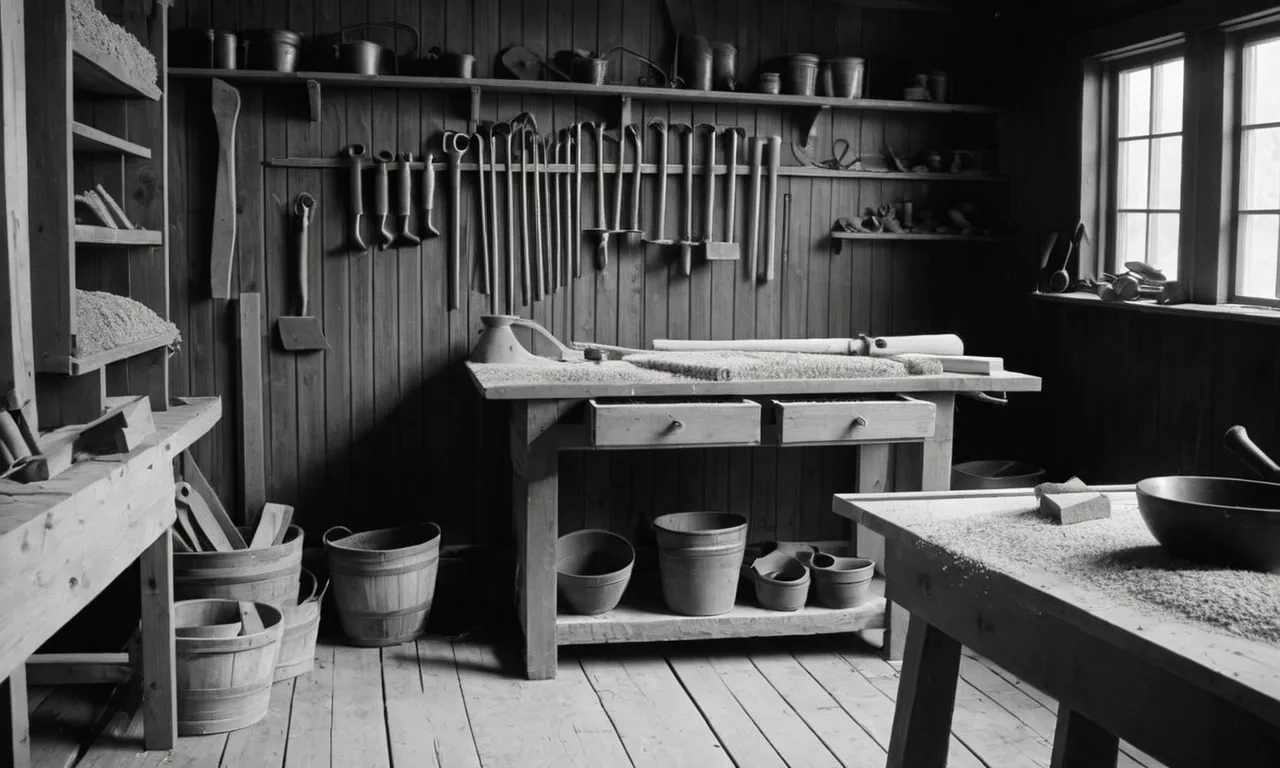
[830,230,1009,253]
[73,225,162,247]
[48,329,178,377]
[556,575,886,645]
[169,67,1005,115]
[72,41,161,100]
[71,122,152,159]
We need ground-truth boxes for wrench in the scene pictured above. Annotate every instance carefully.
[345,144,368,250]
[474,126,492,302]
[644,119,673,245]
[373,150,395,251]
[395,152,420,246]
[443,131,471,310]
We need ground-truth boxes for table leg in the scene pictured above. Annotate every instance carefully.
[513,402,561,680]
[1051,708,1119,768]
[854,444,906,656]
[887,613,961,768]
[1,665,29,768]
[139,531,175,750]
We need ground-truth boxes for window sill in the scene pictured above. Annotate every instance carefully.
[1031,291,1280,326]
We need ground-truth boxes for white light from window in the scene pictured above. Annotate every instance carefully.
[1236,37,1280,300]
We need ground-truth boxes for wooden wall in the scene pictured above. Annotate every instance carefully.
[169,0,1023,546]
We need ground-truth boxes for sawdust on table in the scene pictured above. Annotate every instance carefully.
[71,0,158,91]
[474,360,699,387]
[917,501,1280,644]
[623,351,942,381]
[76,290,179,357]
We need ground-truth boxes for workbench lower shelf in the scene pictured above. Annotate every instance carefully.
[556,576,886,645]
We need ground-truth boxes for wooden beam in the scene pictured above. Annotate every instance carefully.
[139,531,175,750]
[24,654,131,686]
[0,0,35,431]
[1,665,29,768]
[1051,707,1120,768]
[887,614,962,768]
[238,294,266,526]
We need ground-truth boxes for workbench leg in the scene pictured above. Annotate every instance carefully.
[1050,708,1118,768]
[139,532,175,750]
[887,614,961,768]
[853,444,904,657]
[513,402,561,681]
[1,666,29,768]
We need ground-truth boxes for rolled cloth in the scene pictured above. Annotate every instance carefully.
[622,351,942,381]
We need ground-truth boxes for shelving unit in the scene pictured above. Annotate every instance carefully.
[26,0,171,429]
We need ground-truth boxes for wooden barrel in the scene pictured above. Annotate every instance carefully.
[274,567,324,682]
[324,523,441,647]
[174,525,304,606]
[175,599,284,736]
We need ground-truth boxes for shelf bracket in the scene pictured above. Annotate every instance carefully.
[832,230,845,255]
[306,80,321,123]
[467,86,481,134]
[792,105,830,165]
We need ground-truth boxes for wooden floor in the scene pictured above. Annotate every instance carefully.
[30,634,1166,768]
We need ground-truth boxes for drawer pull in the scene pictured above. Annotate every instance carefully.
[851,416,868,428]
[666,419,685,433]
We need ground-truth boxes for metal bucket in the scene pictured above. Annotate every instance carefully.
[573,57,609,85]
[205,30,241,70]
[821,56,865,98]
[324,522,441,647]
[335,21,419,75]
[243,29,300,73]
[654,512,747,616]
[783,53,820,96]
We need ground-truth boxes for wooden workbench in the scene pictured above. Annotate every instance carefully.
[0,397,221,766]
[833,487,1280,767]
[468,363,1040,680]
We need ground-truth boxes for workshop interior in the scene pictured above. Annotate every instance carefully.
[1,0,1278,766]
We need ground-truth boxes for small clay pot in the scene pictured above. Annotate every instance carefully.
[750,551,810,611]
[809,554,874,609]
[556,529,635,615]
[758,72,781,94]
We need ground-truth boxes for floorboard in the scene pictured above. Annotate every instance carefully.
[383,638,481,768]
[220,679,294,768]
[331,646,390,768]
[284,645,334,768]
[667,649,790,768]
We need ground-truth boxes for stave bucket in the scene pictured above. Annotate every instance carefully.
[174,525,304,606]
[175,599,284,736]
[324,523,441,647]
[654,512,748,616]
[274,567,325,681]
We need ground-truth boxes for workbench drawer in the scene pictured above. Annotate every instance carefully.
[771,396,935,445]
[586,398,761,448]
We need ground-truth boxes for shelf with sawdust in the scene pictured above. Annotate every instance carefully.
[45,328,178,378]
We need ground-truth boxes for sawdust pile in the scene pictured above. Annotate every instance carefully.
[475,361,697,387]
[76,290,179,357]
[918,501,1280,644]
[71,0,158,91]
[623,351,942,381]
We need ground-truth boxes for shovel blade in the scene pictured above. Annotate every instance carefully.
[704,241,740,261]
[277,316,329,352]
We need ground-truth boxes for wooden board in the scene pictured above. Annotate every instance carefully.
[238,293,267,526]
[284,646,334,768]
[70,122,151,159]
[71,226,162,246]
[330,647,390,768]
[382,639,481,768]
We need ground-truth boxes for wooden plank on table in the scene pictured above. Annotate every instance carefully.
[454,642,630,768]
[749,647,887,766]
[283,646,334,768]
[221,678,295,768]
[708,654,842,768]
[238,293,266,526]
[577,650,733,768]
[383,639,480,768]
[330,646,389,768]
[666,651,787,768]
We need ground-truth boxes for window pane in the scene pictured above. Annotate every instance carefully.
[1152,59,1184,133]
[1149,136,1181,209]
[1147,213,1180,278]
[1119,66,1152,138]
[1243,37,1280,126]
[1118,140,1150,209]
[1241,127,1280,210]
[1118,212,1147,265]
[1237,215,1280,299]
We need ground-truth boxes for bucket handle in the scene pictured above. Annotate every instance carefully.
[323,525,354,545]
[297,566,329,606]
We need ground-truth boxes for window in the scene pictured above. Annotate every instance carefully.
[1110,56,1184,279]
[1233,34,1280,303]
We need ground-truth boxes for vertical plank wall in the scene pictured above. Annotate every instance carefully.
[168,0,1024,546]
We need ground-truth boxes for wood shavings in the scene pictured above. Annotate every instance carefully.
[76,290,179,356]
[623,351,939,381]
[94,184,135,229]
[473,361,696,387]
[918,501,1280,644]
[74,191,116,228]
[70,0,158,90]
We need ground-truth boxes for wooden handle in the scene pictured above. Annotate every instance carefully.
[593,125,607,223]
[725,130,740,240]
[1224,425,1280,483]
[653,123,668,240]
[747,137,763,280]
[422,151,435,213]
[373,155,391,216]
[682,127,695,241]
[612,132,626,231]
[704,126,717,240]
[210,80,241,300]
[764,136,782,282]
[652,338,856,354]
[863,334,965,357]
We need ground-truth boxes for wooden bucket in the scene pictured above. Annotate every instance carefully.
[324,523,441,647]
[175,599,284,736]
[274,567,326,682]
[174,525,304,606]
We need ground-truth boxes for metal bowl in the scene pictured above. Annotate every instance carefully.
[1135,476,1280,572]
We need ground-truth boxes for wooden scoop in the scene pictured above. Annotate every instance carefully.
[1225,425,1280,483]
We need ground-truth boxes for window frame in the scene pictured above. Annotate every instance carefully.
[1227,23,1280,308]
[1103,47,1188,279]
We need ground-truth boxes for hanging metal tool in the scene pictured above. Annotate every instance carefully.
[346,143,369,250]
[517,119,532,304]
[701,124,737,261]
[746,137,763,279]
[611,126,630,247]
[277,193,329,351]
[572,122,584,278]
[724,127,745,255]
[372,150,395,251]
[552,133,565,290]
[763,135,781,282]
[541,135,555,295]
[644,118,674,248]
[443,131,471,310]
[676,122,696,276]
[583,123,612,270]
[419,150,441,239]
[475,126,493,303]
[497,122,518,310]
[486,126,503,311]
[625,124,644,245]
[558,130,572,288]
[395,152,420,246]
[531,131,546,301]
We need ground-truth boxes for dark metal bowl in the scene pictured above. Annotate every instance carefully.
[1135,476,1280,572]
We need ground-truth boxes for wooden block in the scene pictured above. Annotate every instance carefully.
[248,503,293,549]
[1036,476,1089,498]
[76,395,154,454]
[238,602,264,636]
[922,355,1005,375]
[1042,492,1111,525]
[175,482,246,550]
